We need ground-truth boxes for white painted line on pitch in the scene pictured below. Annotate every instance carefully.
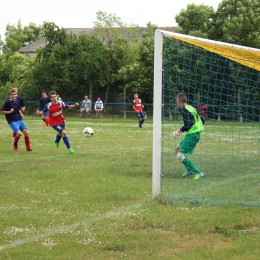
[0,202,143,251]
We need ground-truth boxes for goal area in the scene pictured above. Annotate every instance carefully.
[152,30,260,206]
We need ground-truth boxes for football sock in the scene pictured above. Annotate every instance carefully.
[182,157,200,174]
[14,135,21,145]
[55,134,62,143]
[62,136,71,149]
[25,136,31,150]
[12,132,16,138]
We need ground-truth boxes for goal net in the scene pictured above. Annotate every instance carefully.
[153,30,260,206]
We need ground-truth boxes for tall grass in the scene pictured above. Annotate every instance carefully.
[0,116,260,260]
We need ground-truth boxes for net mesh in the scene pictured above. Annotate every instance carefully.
[161,32,260,206]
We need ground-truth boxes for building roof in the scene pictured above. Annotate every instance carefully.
[17,27,179,54]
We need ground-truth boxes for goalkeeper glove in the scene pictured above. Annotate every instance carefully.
[171,129,181,139]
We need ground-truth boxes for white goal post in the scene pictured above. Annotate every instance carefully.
[152,30,163,198]
[152,29,260,199]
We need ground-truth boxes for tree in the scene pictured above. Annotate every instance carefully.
[94,11,140,104]
[33,22,109,101]
[175,0,260,48]
[74,32,109,100]
[117,22,157,104]
[175,4,215,38]
[0,52,34,100]
[213,0,260,47]
[3,20,43,53]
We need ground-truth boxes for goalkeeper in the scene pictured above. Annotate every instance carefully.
[171,93,205,180]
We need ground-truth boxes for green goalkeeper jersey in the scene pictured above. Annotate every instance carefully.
[179,105,204,134]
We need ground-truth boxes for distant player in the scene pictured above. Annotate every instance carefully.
[36,91,79,153]
[132,93,145,128]
[1,89,33,152]
[11,87,25,142]
[171,93,204,180]
[39,90,51,127]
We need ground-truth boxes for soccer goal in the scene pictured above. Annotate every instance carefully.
[152,29,260,206]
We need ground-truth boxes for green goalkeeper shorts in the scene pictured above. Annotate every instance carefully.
[179,132,201,155]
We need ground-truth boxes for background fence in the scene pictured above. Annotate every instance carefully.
[0,100,259,123]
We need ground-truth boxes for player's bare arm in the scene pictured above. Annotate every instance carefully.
[68,103,79,109]
[36,109,44,115]
[1,108,14,114]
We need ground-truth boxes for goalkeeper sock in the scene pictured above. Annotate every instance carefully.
[182,157,200,174]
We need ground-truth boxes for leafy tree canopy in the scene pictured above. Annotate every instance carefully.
[175,0,260,48]
[3,20,43,54]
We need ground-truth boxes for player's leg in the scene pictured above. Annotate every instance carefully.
[9,121,22,151]
[177,133,204,179]
[41,114,47,125]
[139,112,145,127]
[52,124,62,148]
[177,152,200,172]
[41,114,46,122]
[20,121,33,152]
[12,132,15,144]
[136,113,142,128]
[44,111,50,127]
[61,129,74,153]
[53,124,73,153]
[44,116,49,127]
[175,144,193,176]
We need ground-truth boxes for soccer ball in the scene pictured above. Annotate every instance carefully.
[83,127,94,137]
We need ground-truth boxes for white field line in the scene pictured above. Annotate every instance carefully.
[0,203,143,251]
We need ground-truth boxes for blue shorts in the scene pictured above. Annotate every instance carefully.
[52,124,65,134]
[44,111,50,117]
[10,120,27,133]
[136,112,145,119]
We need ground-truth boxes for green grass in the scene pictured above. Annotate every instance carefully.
[0,116,260,259]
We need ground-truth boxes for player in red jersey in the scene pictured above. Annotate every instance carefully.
[132,93,145,128]
[36,91,79,153]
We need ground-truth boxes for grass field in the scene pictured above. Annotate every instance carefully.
[0,116,260,259]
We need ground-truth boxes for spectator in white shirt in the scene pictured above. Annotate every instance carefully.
[94,97,103,119]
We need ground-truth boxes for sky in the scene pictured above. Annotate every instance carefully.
[0,0,221,42]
